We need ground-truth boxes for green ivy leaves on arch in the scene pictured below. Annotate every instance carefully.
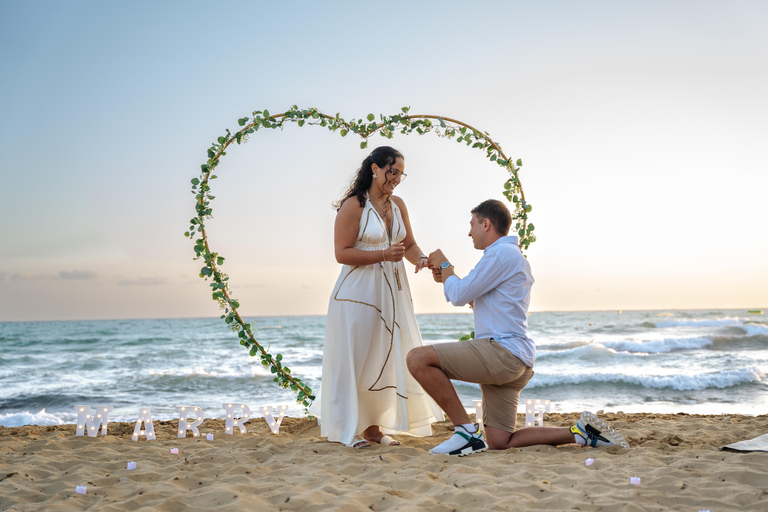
[186,106,535,407]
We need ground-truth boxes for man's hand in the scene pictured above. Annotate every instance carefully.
[428,249,455,284]
[427,249,448,269]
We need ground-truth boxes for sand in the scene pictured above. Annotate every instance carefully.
[1,412,767,511]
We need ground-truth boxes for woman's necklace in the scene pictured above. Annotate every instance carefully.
[369,194,401,290]
[369,195,392,225]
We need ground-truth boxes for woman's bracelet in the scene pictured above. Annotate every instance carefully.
[382,249,386,262]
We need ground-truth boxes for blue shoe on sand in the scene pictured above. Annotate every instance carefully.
[571,411,630,449]
[429,424,487,456]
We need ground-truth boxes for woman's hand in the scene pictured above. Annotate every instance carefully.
[382,242,405,262]
[414,255,429,273]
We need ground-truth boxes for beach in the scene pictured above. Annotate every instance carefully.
[2,412,767,511]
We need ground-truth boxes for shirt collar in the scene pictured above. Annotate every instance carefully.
[484,235,519,253]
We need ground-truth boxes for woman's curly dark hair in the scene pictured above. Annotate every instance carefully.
[333,146,404,211]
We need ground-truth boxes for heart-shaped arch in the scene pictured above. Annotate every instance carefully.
[186,106,535,407]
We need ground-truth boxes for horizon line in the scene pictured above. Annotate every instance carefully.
[0,306,764,324]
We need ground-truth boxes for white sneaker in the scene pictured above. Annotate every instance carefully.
[429,425,487,456]
[572,411,630,449]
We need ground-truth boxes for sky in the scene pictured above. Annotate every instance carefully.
[0,0,766,322]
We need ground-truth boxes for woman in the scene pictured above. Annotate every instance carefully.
[315,146,444,448]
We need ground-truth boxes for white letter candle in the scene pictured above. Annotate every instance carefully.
[175,406,205,438]
[75,485,87,495]
[127,461,136,470]
[472,400,484,432]
[75,405,114,437]
[131,408,157,441]
[525,399,551,427]
[260,405,288,435]
[223,403,251,435]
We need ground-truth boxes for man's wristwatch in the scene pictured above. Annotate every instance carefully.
[440,261,453,270]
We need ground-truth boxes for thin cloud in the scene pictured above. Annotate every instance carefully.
[119,277,166,286]
[9,272,57,281]
[59,270,98,280]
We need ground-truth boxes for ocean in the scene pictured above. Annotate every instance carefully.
[1,309,766,427]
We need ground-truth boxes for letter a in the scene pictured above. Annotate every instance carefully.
[132,408,157,441]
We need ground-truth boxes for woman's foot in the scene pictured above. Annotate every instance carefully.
[377,435,400,446]
[345,435,371,448]
[362,426,401,445]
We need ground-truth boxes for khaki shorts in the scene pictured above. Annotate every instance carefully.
[432,338,534,433]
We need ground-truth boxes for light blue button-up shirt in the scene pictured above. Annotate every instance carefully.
[443,236,536,367]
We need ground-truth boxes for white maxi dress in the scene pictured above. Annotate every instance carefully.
[314,197,444,445]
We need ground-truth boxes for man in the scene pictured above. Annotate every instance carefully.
[407,199,628,456]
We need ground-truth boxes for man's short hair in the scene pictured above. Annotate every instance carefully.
[471,199,512,236]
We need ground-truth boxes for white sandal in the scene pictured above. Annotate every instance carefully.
[345,435,371,448]
[377,435,400,446]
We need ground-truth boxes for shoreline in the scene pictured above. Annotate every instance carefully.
[4,406,768,430]
[2,412,767,511]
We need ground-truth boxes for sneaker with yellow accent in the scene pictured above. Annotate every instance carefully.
[571,411,629,449]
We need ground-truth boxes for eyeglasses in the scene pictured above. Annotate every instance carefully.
[386,169,407,181]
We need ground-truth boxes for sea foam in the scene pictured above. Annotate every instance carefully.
[0,409,73,427]
[653,317,746,328]
[742,323,768,337]
[526,366,764,391]
[537,336,715,359]
[145,363,277,378]
[601,336,714,353]
[536,343,627,361]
